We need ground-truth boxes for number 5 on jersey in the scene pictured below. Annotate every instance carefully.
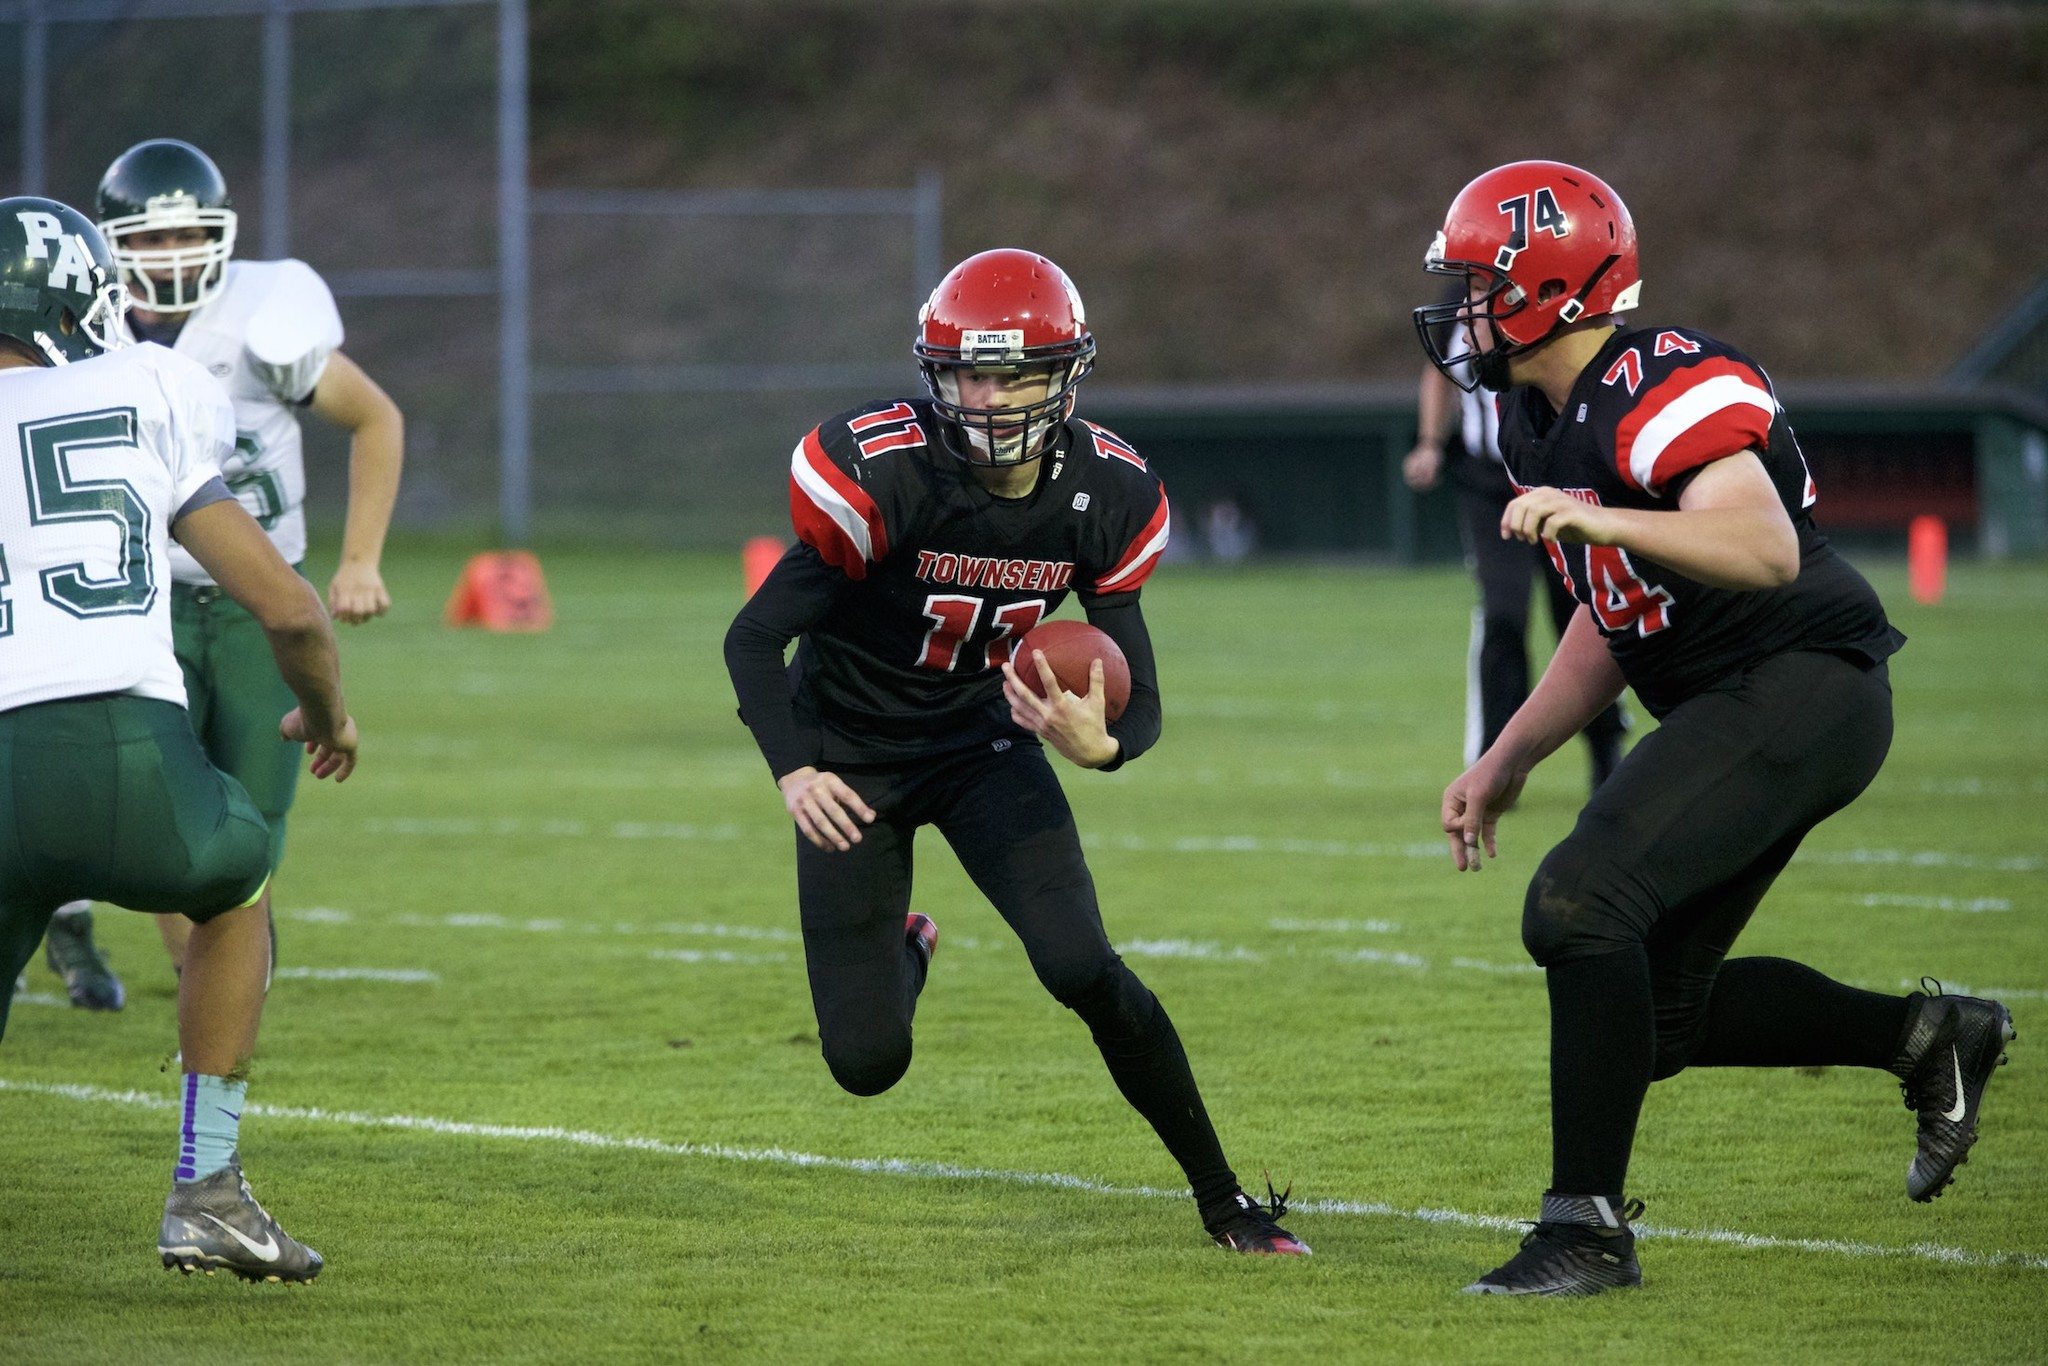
[9,408,156,620]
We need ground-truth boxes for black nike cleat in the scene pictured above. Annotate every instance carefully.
[1204,1177,1310,1255]
[1464,1194,1643,1296]
[905,913,938,970]
[44,905,124,1011]
[1891,979,2016,1202]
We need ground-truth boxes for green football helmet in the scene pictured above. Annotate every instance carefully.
[0,197,127,366]
[95,138,238,314]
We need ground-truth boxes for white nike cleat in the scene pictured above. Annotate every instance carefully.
[1890,981,2016,1202]
[159,1157,323,1283]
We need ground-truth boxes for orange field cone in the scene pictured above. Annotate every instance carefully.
[1908,515,1947,605]
[744,536,787,597]
[445,550,554,631]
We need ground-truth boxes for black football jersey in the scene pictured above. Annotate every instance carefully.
[787,398,1170,762]
[1495,325,1903,715]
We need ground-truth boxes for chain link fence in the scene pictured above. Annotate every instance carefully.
[1,0,942,547]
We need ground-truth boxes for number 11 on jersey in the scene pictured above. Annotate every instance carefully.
[917,594,1046,672]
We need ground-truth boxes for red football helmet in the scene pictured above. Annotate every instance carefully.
[915,248,1096,465]
[1414,160,1641,391]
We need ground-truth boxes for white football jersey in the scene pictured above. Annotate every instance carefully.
[0,344,236,713]
[158,258,343,583]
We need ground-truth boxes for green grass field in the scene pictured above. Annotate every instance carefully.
[5,544,2044,1362]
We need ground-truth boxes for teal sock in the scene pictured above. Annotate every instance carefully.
[175,1073,246,1183]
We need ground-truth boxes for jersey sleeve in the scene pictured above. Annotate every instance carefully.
[1079,425,1171,598]
[243,259,344,405]
[144,344,238,507]
[1613,343,1777,498]
[786,404,921,579]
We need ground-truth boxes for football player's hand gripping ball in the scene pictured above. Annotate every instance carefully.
[1002,651,1120,770]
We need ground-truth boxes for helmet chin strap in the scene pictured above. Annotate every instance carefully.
[1474,346,1515,393]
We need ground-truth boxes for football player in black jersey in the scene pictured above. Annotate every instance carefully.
[1415,162,2015,1296]
[724,249,1305,1255]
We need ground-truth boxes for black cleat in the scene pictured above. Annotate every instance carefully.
[1891,980,2015,1202]
[44,905,124,1011]
[1465,1194,1643,1297]
[1204,1177,1310,1255]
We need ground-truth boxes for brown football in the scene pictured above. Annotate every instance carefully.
[1014,619,1131,722]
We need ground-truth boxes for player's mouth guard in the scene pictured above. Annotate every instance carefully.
[934,373,1065,466]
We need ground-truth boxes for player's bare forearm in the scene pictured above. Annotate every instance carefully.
[312,352,405,621]
[254,580,350,746]
[1405,365,1455,491]
[337,414,402,567]
[1505,454,1798,591]
[1444,609,1617,871]
[1489,606,1626,772]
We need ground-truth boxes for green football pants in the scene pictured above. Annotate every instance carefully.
[174,576,304,872]
[0,694,270,1040]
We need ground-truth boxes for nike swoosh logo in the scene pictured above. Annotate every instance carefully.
[1942,1048,1967,1123]
[199,1212,280,1262]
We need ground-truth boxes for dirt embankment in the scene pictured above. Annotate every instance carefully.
[532,0,2048,384]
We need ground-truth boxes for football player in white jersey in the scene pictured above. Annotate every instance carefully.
[0,197,356,1280]
[32,140,403,1006]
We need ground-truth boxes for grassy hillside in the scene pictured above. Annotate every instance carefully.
[533,0,2048,383]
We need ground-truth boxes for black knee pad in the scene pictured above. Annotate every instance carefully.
[1521,843,1647,967]
[1029,939,1114,1009]
[820,1035,911,1097]
[1049,956,1159,1046]
[1649,987,1716,1081]
[1649,1038,1694,1082]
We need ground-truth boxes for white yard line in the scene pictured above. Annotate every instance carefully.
[273,906,2047,996]
[287,907,800,943]
[271,967,441,984]
[1119,939,1264,962]
[2,1077,2039,1272]
[1804,849,2044,874]
[355,816,2044,874]
[1854,894,2017,914]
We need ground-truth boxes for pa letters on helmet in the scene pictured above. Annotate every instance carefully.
[15,210,96,291]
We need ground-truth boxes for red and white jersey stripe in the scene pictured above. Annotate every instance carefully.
[789,427,889,578]
[1614,357,1776,496]
[1093,489,1171,594]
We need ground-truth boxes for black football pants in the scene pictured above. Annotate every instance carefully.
[1518,649,1911,1197]
[793,739,1240,1206]
[1455,454,1627,783]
